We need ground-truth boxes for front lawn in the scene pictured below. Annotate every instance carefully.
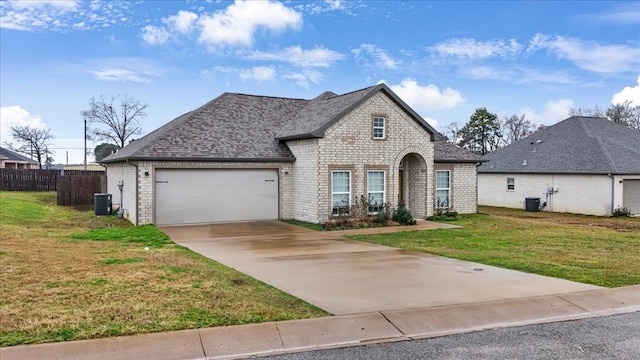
[347,206,640,288]
[0,192,327,347]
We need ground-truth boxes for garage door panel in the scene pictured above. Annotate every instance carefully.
[623,179,640,215]
[156,169,278,225]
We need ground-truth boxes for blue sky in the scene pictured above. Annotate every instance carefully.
[1,0,639,165]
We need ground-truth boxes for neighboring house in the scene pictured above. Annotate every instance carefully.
[102,84,481,226]
[63,164,106,171]
[0,147,39,169]
[478,116,640,216]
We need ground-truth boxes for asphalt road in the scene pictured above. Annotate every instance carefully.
[264,312,639,360]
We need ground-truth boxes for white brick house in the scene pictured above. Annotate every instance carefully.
[102,84,482,226]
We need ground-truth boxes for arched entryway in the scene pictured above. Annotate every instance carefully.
[398,152,427,218]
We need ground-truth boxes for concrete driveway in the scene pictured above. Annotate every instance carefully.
[161,221,600,315]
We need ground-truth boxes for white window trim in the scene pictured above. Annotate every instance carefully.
[373,116,385,139]
[435,170,450,209]
[367,170,386,214]
[332,170,351,215]
[507,177,515,191]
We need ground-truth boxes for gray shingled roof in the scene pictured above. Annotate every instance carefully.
[478,116,640,175]
[102,84,441,163]
[0,146,39,164]
[434,141,485,163]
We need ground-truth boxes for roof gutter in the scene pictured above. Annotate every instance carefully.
[103,156,296,163]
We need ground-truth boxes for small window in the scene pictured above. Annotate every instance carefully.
[373,116,385,139]
[435,170,450,208]
[332,171,351,215]
[507,177,515,191]
[367,170,385,213]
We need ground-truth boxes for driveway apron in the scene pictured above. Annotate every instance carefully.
[161,221,600,315]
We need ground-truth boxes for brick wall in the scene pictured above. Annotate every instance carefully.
[314,92,435,222]
[435,163,478,214]
[286,139,320,223]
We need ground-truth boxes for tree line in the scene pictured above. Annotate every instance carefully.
[444,100,639,156]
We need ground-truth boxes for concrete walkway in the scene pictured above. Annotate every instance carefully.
[161,220,600,315]
[3,286,638,360]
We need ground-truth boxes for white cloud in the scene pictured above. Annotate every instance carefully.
[239,66,276,81]
[198,0,302,48]
[141,25,169,45]
[429,38,522,59]
[164,10,198,34]
[388,78,465,111]
[249,46,344,67]
[527,33,640,73]
[576,7,640,25]
[351,44,400,69]
[422,117,438,128]
[89,68,151,83]
[282,69,323,88]
[0,105,47,142]
[612,75,640,106]
[8,0,79,11]
[520,98,574,126]
[1,0,130,31]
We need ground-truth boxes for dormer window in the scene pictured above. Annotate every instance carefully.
[373,116,385,139]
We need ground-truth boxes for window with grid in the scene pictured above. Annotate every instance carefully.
[373,116,385,139]
[367,170,385,213]
[435,170,450,208]
[332,171,351,215]
[507,177,515,191]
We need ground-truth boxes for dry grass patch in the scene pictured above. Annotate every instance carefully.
[0,192,326,346]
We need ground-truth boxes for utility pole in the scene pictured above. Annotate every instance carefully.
[84,117,87,170]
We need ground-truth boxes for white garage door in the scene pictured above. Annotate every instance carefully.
[155,169,278,225]
[623,179,640,216]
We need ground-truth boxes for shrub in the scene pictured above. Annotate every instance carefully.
[428,207,460,221]
[392,202,416,225]
[612,206,631,217]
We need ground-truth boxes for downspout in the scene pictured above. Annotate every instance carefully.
[475,162,481,213]
[608,173,615,216]
[126,159,139,226]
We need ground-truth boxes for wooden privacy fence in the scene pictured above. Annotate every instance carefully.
[56,174,107,206]
[0,169,106,206]
[0,169,58,191]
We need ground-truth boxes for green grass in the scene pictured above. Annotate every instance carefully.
[71,225,173,248]
[1,192,327,347]
[348,208,640,288]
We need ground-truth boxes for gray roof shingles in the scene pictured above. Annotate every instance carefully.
[102,84,441,163]
[434,141,485,163]
[478,116,640,175]
[0,146,39,163]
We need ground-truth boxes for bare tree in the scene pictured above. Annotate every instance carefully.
[569,101,639,131]
[502,114,535,145]
[4,126,55,169]
[569,105,605,118]
[81,95,148,149]
[442,121,462,144]
[606,100,640,130]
